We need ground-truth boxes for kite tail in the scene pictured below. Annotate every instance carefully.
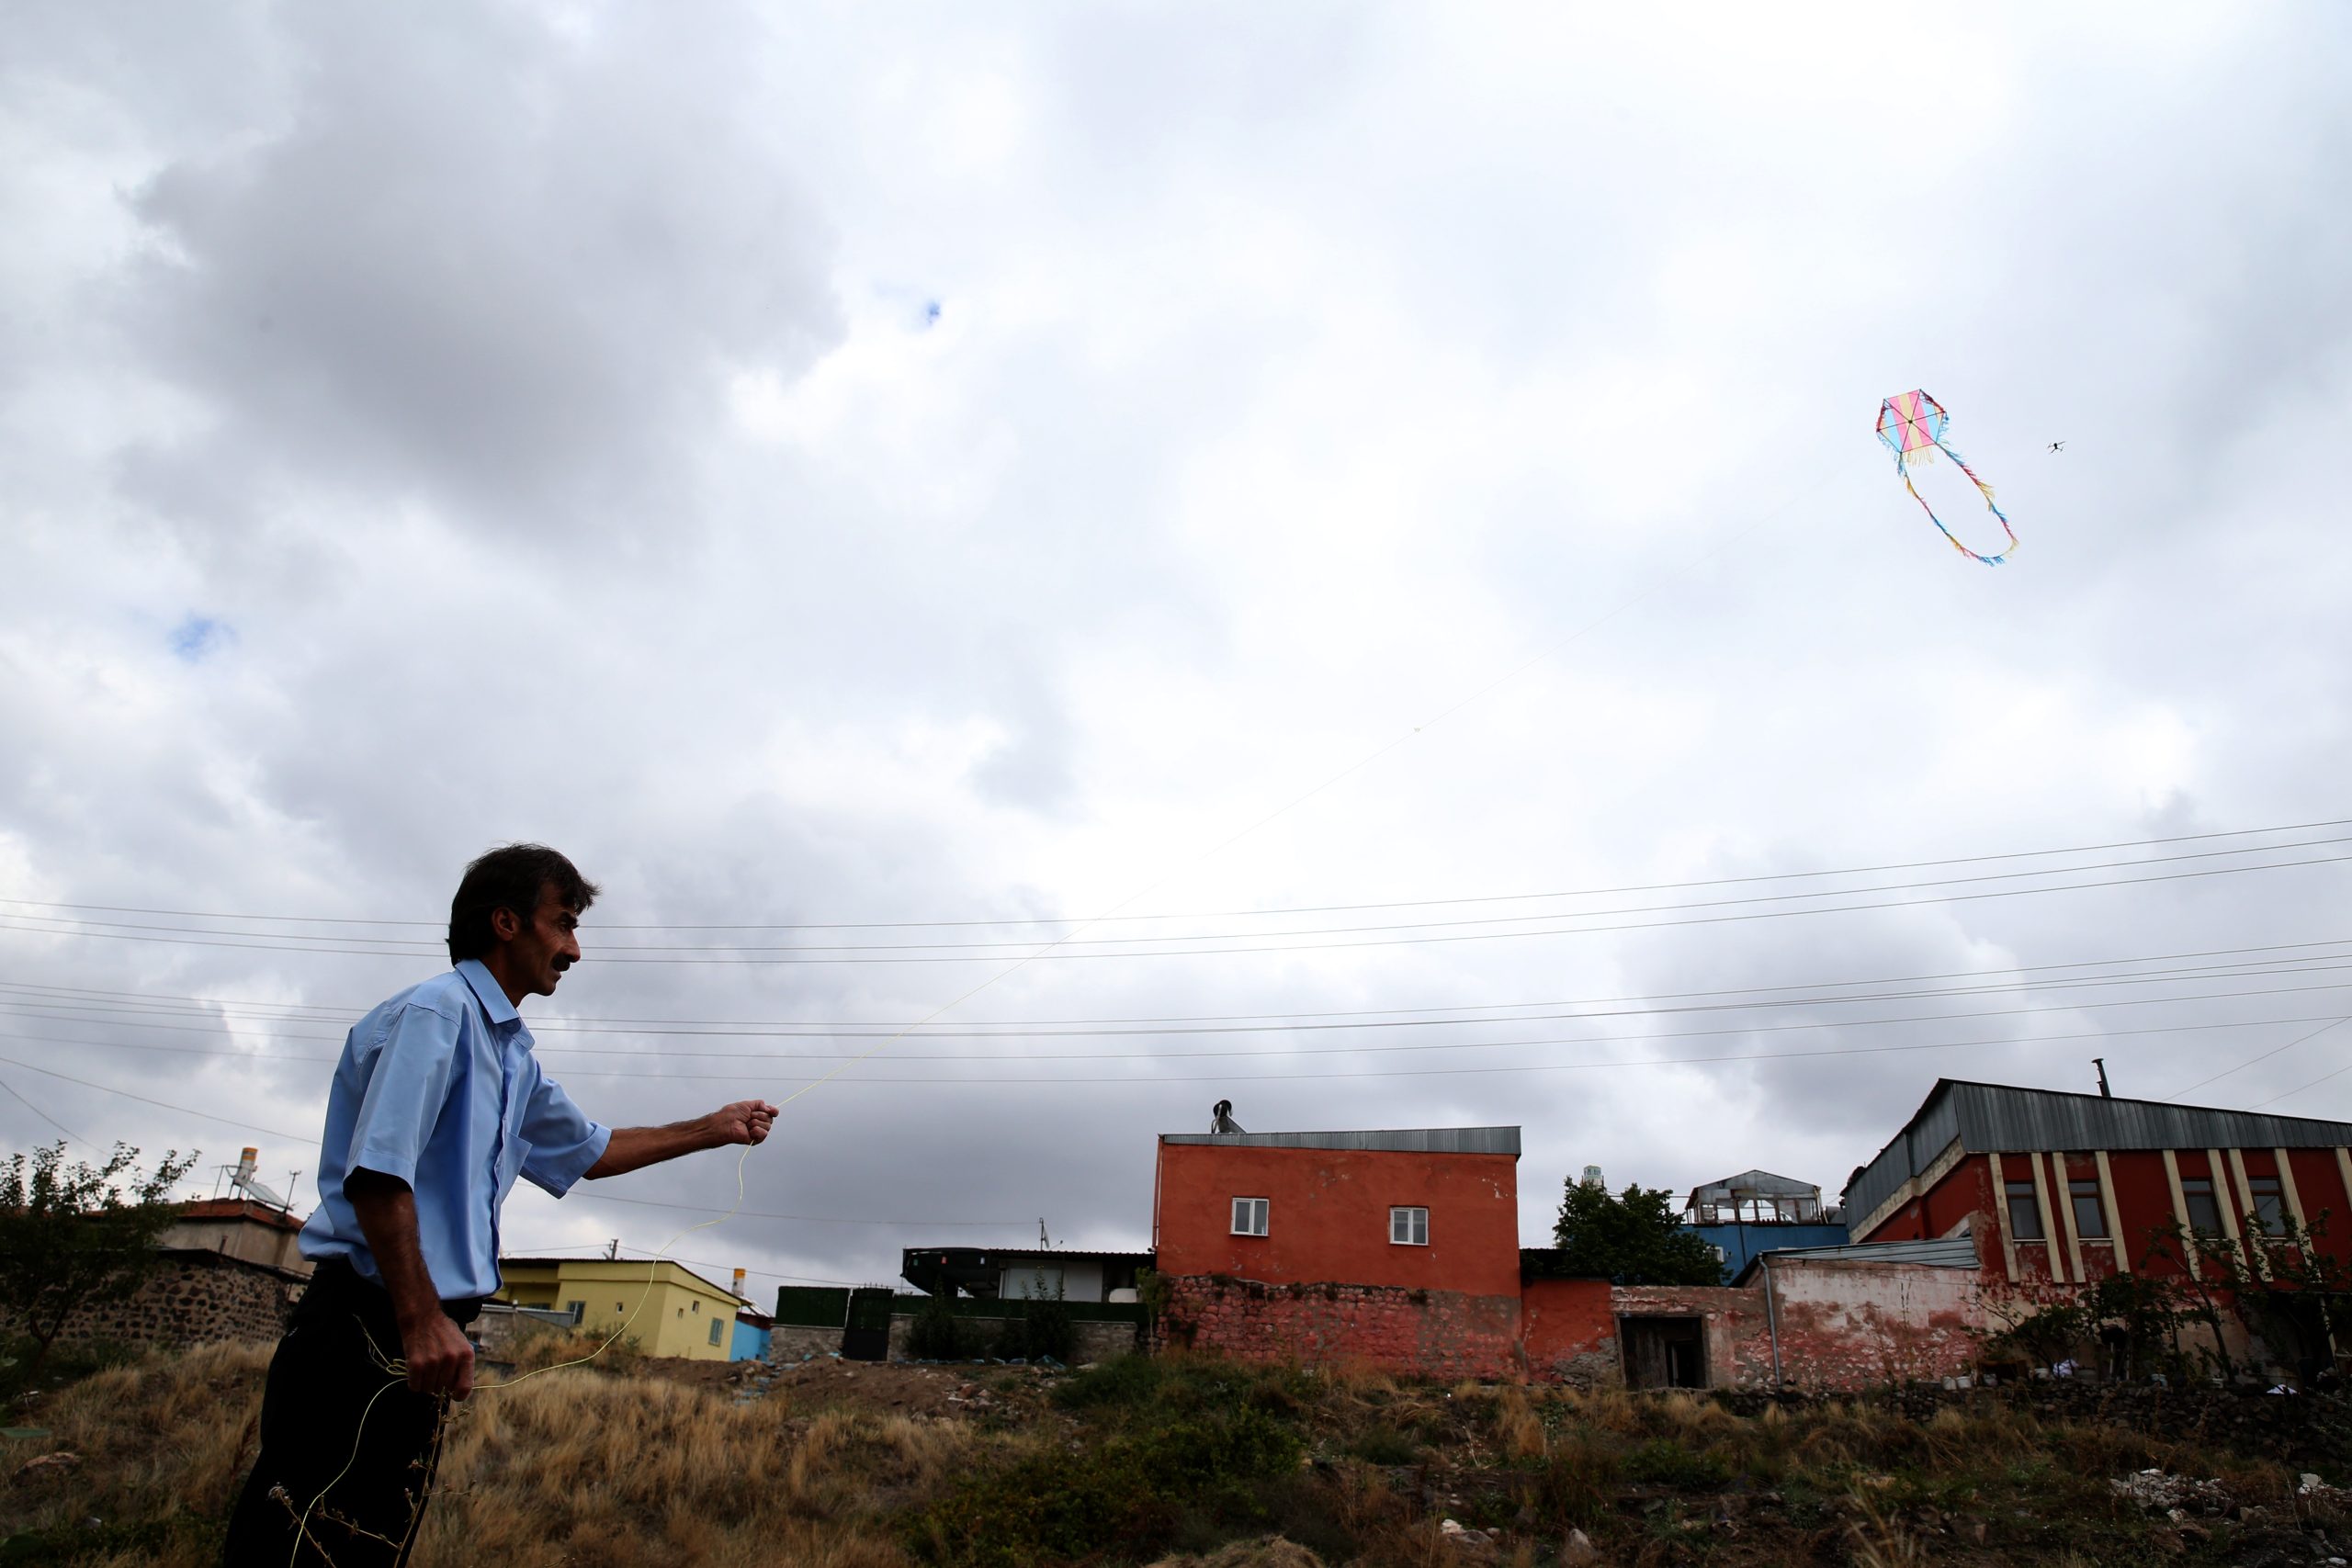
[1899,464,2016,567]
[1936,438,2018,561]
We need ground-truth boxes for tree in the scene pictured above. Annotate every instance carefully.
[1550,1178,1727,1286]
[0,1142,197,1376]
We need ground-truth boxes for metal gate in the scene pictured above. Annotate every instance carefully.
[842,1286,897,1361]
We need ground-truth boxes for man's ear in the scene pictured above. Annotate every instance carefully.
[490,905,523,942]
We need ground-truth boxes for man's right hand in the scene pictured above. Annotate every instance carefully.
[398,1310,477,1400]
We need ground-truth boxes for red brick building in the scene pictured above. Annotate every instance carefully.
[1151,1125,1527,1379]
[1844,1079,2352,1289]
[1148,1122,1993,1390]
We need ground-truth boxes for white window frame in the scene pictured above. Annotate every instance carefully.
[707,1316,724,1347]
[1231,1196,1270,1236]
[1389,1205,1430,1247]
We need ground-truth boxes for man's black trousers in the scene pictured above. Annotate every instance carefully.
[221,1261,478,1567]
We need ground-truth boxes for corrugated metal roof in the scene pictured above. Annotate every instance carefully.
[1844,1078,2352,1229]
[1734,1233,1980,1283]
[1160,1125,1521,1156]
[1688,1168,1820,1201]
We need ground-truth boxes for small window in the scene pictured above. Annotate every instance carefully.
[565,1300,586,1325]
[692,1299,700,1312]
[708,1317,724,1347]
[615,1301,625,1314]
[2069,1179,2109,1239]
[1390,1206,1430,1247]
[2180,1178,2222,1234]
[1231,1197,1270,1236]
[2005,1179,2044,1240]
[2249,1176,2288,1235]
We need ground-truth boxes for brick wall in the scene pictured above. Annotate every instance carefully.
[1520,1278,1618,1387]
[30,1251,299,1352]
[1156,1274,1521,1380]
[1611,1284,1775,1390]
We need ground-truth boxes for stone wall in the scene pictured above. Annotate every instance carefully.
[33,1251,299,1352]
[767,1323,845,1361]
[1155,1275,1521,1381]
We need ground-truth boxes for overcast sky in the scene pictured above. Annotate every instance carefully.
[4,3,2350,1298]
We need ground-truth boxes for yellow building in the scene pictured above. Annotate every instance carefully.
[494,1257,751,1361]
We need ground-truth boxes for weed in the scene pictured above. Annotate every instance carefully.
[1622,1436,1735,1490]
[909,1405,1302,1565]
[1345,1425,1423,1465]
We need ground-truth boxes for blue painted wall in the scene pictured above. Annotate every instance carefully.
[730,1317,771,1360]
[1684,1222,1849,1281]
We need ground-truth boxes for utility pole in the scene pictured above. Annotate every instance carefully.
[1038,1217,1050,1248]
[605,1237,619,1260]
[2093,1057,2112,1099]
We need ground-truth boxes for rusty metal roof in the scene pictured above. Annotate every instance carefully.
[1159,1125,1521,1156]
[1843,1078,2352,1226]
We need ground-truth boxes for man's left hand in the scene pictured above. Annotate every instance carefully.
[707,1100,779,1147]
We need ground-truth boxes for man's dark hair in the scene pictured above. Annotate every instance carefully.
[447,844,600,964]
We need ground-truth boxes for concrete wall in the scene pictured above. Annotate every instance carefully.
[157,1205,311,1274]
[1155,1142,1521,1296]
[1767,1260,1986,1389]
[1155,1274,1521,1381]
[1519,1264,1991,1393]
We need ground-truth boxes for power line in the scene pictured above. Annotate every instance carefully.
[9,935,2348,1033]
[2158,1016,2352,1101]
[6,815,2344,931]
[0,1053,311,1141]
[5,839,2348,960]
[8,975,2352,1070]
[6,1008,2333,1094]
[0,1075,90,1147]
[2250,1055,2352,1111]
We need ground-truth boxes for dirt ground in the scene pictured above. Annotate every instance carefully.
[639,1353,1065,1422]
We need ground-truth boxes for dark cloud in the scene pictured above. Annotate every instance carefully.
[2,5,2348,1296]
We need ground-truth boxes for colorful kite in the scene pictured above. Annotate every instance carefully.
[1875,389,2018,565]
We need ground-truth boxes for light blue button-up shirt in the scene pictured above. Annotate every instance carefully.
[299,959,611,1301]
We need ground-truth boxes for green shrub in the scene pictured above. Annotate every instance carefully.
[905,1293,980,1360]
[1346,1425,1422,1464]
[988,1292,1075,1362]
[1054,1352,1165,1410]
[1622,1436,1735,1490]
[909,1404,1304,1566]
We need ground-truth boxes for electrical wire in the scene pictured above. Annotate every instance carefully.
[8,942,2352,1051]
[10,934,2350,1034]
[2158,1015,2352,1101]
[5,814,2345,931]
[0,1075,90,1146]
[7,966,2352,1068]
[2,841,2347,963]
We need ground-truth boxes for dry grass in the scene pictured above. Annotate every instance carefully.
[7,1341,269,1547]
[0,1341,977,1568]
[6,1344,2333,1567]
